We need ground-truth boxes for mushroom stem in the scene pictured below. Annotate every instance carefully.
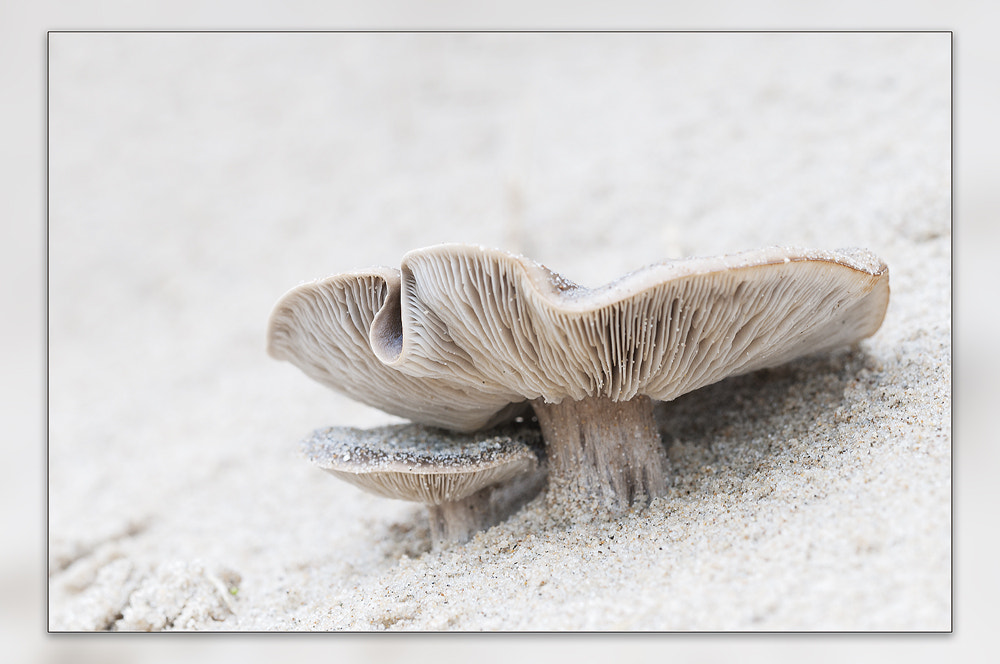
[427,493,492,544]
[531,395,668,512]
[425,465,547,547]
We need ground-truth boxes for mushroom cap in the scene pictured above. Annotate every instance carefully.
[269,244,889,431]
[301,423,543,504]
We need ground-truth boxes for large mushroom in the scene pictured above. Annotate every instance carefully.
[268,244,889,512]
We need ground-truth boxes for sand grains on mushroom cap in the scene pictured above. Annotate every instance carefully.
[301,423,543,504]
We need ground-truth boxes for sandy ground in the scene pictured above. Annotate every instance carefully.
[45,32,950,631]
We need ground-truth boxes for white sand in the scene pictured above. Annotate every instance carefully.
[46,32,950,631]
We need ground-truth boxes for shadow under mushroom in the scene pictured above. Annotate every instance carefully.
[656,346,883,497]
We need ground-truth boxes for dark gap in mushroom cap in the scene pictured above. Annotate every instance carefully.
[369,275,404,363]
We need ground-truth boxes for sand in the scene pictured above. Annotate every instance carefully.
[46,32,950,631]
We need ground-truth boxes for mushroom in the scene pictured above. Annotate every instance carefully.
[269,244,889,512]
[300,422,546,544]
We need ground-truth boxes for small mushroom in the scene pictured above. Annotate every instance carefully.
[301,423,546,544]
[269,244,889,512]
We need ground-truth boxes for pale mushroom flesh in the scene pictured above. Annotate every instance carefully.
[271,244,889,511]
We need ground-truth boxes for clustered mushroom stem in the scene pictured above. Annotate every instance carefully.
[531,395,668,512]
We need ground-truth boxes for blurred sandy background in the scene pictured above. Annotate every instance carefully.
[47,28,949,629]
[2,1,995,663]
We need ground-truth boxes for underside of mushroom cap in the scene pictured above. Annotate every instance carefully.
[301,423,543,504]
[268,244,889,431]
[267,267,526,431]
